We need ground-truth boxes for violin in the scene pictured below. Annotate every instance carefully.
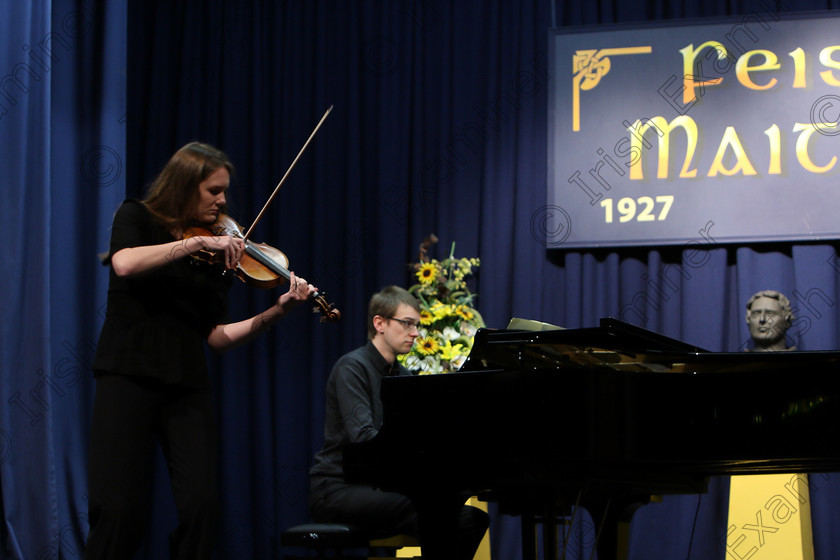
[184,106,338,322]
[184,214,341,323]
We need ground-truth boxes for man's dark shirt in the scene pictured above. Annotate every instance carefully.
[309,341,411,483]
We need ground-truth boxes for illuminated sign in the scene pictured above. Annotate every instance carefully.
[547,10,840,248]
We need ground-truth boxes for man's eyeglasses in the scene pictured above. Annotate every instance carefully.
[386,317,420,332]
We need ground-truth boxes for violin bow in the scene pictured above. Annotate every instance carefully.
[243,105,333,241]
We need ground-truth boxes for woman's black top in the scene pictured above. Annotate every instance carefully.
[93,199,231,387]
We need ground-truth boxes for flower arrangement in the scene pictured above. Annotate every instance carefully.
[398,234,484,375]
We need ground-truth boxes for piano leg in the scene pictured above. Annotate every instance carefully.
[585,497,646,560]
[521,513,537,559]
[543,503,559,560]
[414,494,461,560]
[520,503,561,560]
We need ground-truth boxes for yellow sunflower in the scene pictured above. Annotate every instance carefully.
[416,262,438,285]
[419,308,435,325]
[456,306,474,321]
[414,336,440,356]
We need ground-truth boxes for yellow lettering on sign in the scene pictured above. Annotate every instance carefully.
[793,122,837,173]
[765,124,781,175]
[680,42,728,104]
[628,115,698,180]
[789,48,807,88]
[735,50,779,90]
[708,126,757,176]
[819,46,840,86]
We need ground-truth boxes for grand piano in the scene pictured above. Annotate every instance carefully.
[344,318,840,559]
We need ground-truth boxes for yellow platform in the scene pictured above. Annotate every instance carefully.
[726,473,814,560]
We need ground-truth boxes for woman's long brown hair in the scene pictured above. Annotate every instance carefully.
[143,142,234,232]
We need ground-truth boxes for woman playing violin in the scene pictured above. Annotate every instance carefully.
[85,141,317,559]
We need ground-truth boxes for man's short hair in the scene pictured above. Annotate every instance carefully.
[367,286,420,339]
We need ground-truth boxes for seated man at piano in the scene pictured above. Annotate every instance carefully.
[745,289,796,351]
[308,285,488,560]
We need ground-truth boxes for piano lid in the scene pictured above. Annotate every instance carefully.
[460,317,710,374]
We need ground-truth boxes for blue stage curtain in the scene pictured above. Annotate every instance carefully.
[0,0,126,558]
[0,3,54,557]
[4,0,840,559]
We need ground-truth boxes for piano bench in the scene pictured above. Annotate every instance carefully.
[281,523,421,559]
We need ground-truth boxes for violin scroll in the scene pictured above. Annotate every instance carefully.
[312,293,341,323]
